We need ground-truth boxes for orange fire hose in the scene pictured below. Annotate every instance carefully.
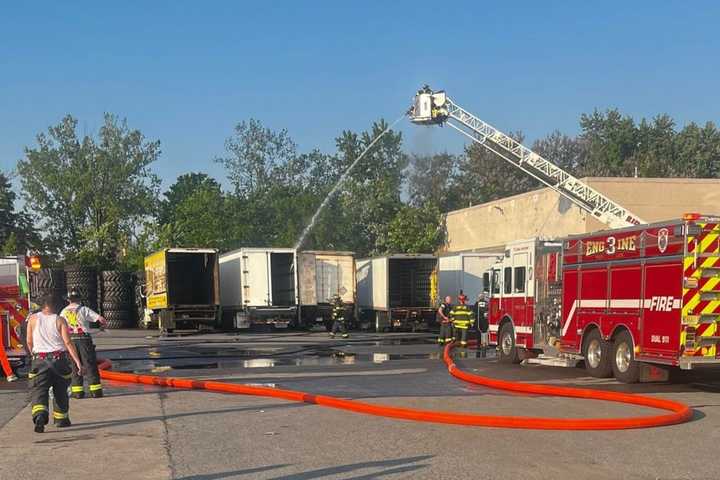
[98,343,693,430]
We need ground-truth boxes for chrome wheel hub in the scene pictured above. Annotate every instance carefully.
[501,332,513,355]
[587,339,602,369]
[616,342,631,373]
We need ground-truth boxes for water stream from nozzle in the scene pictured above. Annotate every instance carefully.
[294,113,407,250]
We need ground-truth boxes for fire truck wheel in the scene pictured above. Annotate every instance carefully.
[582,329,613,378]
[498,323,521,364]
[611,330,640,383]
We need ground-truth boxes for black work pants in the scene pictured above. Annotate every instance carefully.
[438,322,453,343]
[71,336,101,395]
[331,320,348,335]
[29,354,71,424]
[455,326,469,346]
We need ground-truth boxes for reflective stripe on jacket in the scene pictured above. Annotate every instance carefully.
[450,305,473,328]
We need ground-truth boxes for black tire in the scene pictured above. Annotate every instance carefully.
[104,310,132,329]
[101,270,127,283]
[498,322,521,364]
[582,329,613,378]
[611,330,640,383]
[102,301,131,311]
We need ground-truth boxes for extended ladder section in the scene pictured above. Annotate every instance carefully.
[409,86,645,229]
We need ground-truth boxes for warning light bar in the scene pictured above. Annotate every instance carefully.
[683,213,702,222]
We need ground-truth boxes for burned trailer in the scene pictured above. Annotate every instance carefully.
[297,251,356,330]
[356,254,437,332]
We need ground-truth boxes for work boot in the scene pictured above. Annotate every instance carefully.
[33,414,47,433]
[54,418,72,428]
[90,389,104,399]
[72,391,85,399]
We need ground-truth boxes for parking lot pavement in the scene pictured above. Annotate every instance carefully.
[2,330,720,479]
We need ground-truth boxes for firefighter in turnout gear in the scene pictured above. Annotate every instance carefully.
[450,294,474,348]
[475,292,490,357]
[437,296,453,344]
[26,294,83,433]
[60,288,107,399]
[329,294,348,338]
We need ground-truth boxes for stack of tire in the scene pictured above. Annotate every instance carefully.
[30,268,66,306]
[64,265,98,312]
[100,270,134,329]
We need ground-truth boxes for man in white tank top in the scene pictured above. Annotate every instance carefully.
[26,294,83,433]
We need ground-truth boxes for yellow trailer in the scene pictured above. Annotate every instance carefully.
[144,248,220,333]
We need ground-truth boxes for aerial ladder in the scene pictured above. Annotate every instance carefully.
[408,86,645,229]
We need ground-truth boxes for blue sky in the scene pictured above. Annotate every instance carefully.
[1,2,719,190]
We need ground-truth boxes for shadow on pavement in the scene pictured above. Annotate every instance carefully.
[65,402,307,433]
[175,465,291,480]
[268,455,432,480]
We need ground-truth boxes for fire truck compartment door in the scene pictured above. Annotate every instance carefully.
[641,262,682,357]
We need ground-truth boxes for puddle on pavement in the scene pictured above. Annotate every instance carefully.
[106,346,491,374]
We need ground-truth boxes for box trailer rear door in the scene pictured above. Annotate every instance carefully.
[298,252,318,306]
[315,254,355,304]
[241,251,271,307]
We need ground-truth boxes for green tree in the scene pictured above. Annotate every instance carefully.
[407,153,462,212]
[2,232,18,256]
[217,118,298,196]
[158,173,222,225]
[0,171,39,253]
[157,178,229,249]
[17,114,160,267]
[333,120,408,256]
[383,204,443,253]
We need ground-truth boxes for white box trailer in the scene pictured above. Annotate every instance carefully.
[356,254,437,332]
[437,252,502,304]
[297,251,356,329]
[219,247,298,328]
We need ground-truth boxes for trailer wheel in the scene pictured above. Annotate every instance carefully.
[375,312,390,333]
[498,323,521,364]
[582,329,613,378]
[611,330,640,383]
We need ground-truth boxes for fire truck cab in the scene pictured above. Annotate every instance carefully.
[486,239,563,363]
[1,256,30,367]
[486,215,720,383]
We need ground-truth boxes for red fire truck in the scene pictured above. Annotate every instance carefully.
[408,87,720,382]
[486,214,720,382]
[1,256,30,368]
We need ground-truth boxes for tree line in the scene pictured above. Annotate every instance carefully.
[2,109,719,270]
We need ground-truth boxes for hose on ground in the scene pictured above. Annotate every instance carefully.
[97,343,693,430]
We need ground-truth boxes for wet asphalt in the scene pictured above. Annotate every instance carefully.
[4,329,720,479]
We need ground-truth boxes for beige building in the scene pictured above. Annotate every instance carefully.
[443,177,720,252]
